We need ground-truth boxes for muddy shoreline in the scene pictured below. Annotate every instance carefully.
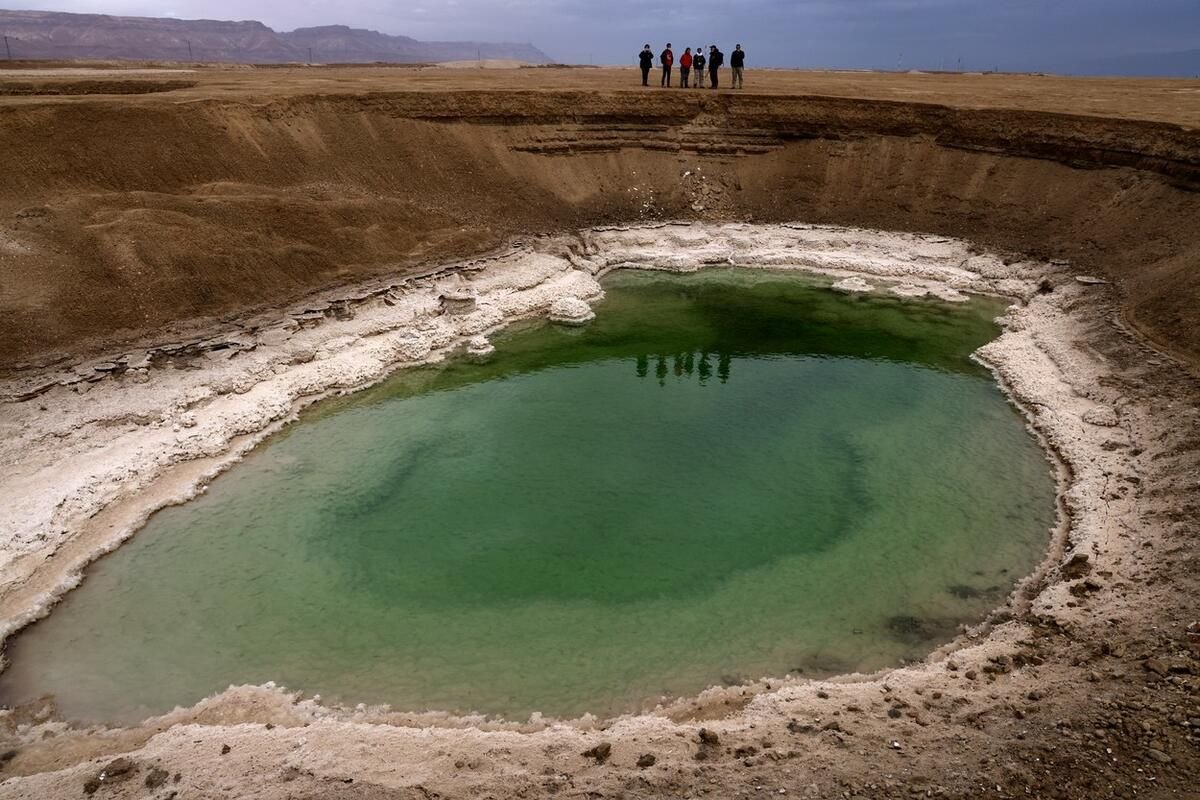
[0,222,1195,798]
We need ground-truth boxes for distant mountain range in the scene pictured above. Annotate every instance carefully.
[0,9,553,64]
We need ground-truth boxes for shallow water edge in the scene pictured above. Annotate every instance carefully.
[0,222,1076,729]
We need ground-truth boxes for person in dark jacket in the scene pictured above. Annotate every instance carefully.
[660,43,674,87]
[731,44,746,88]
[638,44,654,86]
[679,47,692,88]
[692,47,706,87]
[708,45,723,89]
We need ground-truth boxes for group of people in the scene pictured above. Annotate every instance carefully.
[638,43,746,89]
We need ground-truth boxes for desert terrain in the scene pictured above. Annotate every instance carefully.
[0,64,1196,799]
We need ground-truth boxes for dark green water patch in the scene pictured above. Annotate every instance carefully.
[0,269,1056,724]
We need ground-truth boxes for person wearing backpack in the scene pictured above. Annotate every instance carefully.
[708,45,723,89]
[692,47,706,88]
[679,47,693,88]
[731,44,746,88]
[660,43,675,87]
[638,44,654,86]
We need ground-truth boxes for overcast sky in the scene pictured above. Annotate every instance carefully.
[13,0,1200,69]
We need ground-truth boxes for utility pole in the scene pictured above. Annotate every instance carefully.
[186,38,193,61]
[3,35,11,61]
[307,47,313,64]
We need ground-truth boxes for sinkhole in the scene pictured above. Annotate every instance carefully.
[0,268,1056,724]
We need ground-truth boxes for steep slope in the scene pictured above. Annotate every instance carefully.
[0,80,1198,368]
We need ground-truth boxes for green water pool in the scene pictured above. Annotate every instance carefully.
[0,269,1056,724]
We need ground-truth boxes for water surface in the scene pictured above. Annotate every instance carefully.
[0,269,1055,723]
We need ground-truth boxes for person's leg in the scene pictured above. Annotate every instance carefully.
[642,66,649,86]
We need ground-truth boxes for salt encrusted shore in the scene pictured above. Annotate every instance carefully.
[0,223,1195,799]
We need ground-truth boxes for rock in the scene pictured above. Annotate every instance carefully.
[465,335,495,362]
[698,728,720,746]
[1062,553,1092,579]
[636,753,656,768]
[548,296,595,326]
[393,332,433,362]
[832,277,873,294]
[1146,748,1172,764]
[101,758,135,779]
[145,768,170,789]
[1074,275,1108,286]
[582,742,611,764]
[440,288,478,316]
[85,757,137,793]
[220,744,231,755]
[1143,659,1170,678]
[1082,407,1119,427]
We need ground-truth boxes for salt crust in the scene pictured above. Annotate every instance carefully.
[0,221,1132,744]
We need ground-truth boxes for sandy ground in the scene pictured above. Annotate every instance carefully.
[0,223,1196,798]
[0,64,1198,127]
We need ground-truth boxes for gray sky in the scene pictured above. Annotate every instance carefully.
[14,0,1200,69]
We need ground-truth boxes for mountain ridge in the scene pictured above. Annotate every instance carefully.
[0,9,553,64]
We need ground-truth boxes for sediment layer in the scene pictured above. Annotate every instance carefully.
[2,84,1200,369]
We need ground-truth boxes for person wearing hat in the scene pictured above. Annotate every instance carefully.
[708,44,723,89]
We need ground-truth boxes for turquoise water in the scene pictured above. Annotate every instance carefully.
[0,269,1056,724]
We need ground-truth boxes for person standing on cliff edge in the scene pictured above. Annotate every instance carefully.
[660,43,675,87]
[638,44,654,86]
[708,44,723,89]
[679,47,693,88]
[730,44,746,88]
[692,47,706,88]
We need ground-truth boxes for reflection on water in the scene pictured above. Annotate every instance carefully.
[638,350,732,384]
[0,269,1056,725]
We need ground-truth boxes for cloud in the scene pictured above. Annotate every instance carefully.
[11,0,1200,68]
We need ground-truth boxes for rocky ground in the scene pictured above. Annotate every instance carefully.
[0,224,1195,798]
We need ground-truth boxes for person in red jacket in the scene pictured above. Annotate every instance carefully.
[660,43,674,87]
[679,47,693,88]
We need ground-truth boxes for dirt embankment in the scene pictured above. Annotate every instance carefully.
[1,87,1199,369]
